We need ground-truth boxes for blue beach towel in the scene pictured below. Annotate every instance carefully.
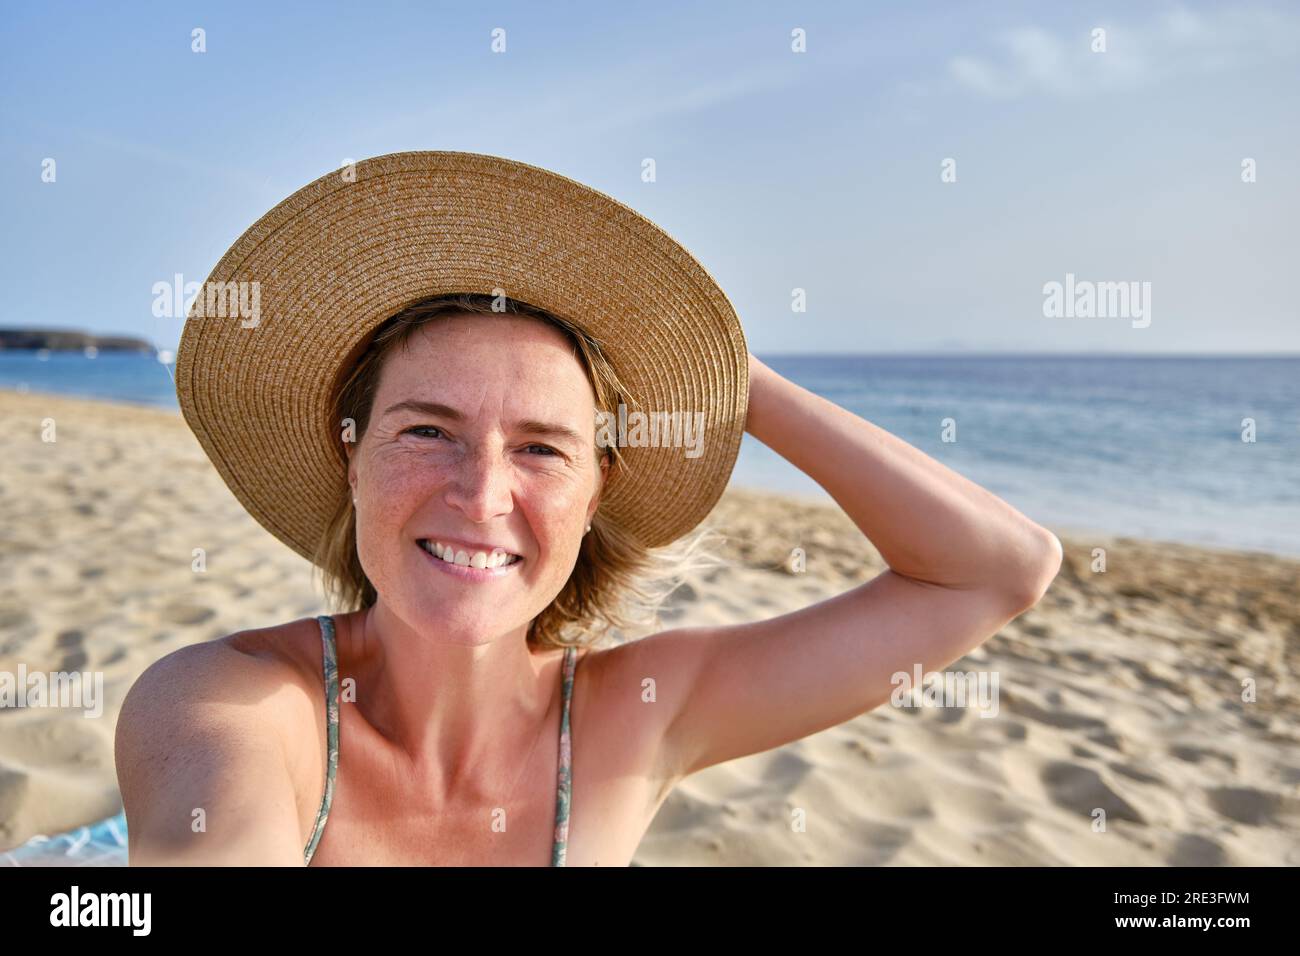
[1,810,129,867]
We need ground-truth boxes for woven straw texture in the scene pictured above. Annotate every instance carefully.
[175,150,749,561]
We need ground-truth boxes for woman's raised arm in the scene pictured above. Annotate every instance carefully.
[742,353,1061,598]
[631,353,1063,785]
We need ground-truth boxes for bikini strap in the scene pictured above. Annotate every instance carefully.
[551,644,577,866]
[303,615,340,865]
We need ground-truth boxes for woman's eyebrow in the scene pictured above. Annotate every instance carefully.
[382,399,586,446]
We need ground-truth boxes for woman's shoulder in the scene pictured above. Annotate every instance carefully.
[122,616,329,729]
[222,615,333,684]
[119,617,331,797]
[114,617,329,864]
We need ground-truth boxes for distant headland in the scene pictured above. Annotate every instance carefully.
[0,327,155,353]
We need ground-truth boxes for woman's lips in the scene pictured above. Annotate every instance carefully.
[417,540,524,582]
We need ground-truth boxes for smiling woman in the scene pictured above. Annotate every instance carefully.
[109,150,1063,868]
[316,291,723,651]
[113,150,756,867]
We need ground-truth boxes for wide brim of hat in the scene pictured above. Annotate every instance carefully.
[174,150,749,563]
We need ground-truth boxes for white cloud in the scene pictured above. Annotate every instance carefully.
[948,2,1300,99]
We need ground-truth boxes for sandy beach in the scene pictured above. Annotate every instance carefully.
[1,386,1297,865]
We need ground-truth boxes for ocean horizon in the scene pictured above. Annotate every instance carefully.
[3,350,1296,559]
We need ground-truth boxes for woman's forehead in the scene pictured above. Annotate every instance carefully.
[376,318,597,418]
[404,315,578,366]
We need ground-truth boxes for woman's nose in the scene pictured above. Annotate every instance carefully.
[443,445,514,522]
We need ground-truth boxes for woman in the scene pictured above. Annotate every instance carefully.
[115,152,1061,866]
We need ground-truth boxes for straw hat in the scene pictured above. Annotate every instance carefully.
[174,150,749,561]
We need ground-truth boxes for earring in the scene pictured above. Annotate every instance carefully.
[585,524,591,533]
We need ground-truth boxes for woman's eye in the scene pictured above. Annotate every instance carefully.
[404,427,555,458]
[405,425,443,439]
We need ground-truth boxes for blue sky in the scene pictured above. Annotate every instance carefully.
[3,0,1297,354]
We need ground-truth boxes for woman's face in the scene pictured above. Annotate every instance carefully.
[345,313,608,645]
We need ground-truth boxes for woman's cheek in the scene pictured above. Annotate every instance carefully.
[369,450,450,507]
[355,461,429,579]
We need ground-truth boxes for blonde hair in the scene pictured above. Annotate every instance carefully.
[312,292,725,651]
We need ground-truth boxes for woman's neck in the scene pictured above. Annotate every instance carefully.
[335,602,557,805]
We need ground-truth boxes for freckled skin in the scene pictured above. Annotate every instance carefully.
[345,314,608,646]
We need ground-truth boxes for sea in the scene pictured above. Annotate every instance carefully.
[2,351,1296,557]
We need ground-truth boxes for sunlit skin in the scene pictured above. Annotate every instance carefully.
[117,318,1063,866]
[340,313,608,803]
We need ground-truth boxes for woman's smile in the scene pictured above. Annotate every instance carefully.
[416,538,526,582]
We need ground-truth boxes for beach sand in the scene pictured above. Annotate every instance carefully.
[1,387,1297,865]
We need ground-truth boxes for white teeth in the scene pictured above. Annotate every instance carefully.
[423,540,519,569]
